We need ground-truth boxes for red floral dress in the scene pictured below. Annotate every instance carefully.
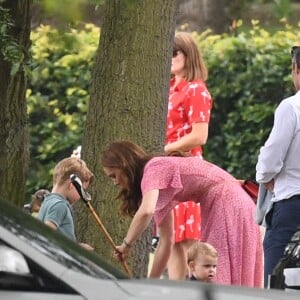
[166,78,212,242]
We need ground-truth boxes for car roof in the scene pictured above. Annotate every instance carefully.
[1,198,300,300]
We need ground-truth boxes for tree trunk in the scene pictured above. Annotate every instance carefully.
[76,0,178,278]
[0,0,31,206]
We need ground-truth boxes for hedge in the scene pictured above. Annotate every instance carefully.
[26,22,300,198]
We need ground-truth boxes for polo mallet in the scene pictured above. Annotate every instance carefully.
[70,174,132,277]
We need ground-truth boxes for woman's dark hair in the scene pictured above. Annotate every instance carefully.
[101,141,152,216]
[291,46,300,69]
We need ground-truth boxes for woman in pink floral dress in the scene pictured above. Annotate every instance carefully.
[102,141,263,287]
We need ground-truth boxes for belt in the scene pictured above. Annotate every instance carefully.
[283,194,300,202]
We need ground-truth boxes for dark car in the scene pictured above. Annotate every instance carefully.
[0,198,299,300]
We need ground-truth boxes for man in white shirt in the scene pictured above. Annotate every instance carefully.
[256,46,300,287]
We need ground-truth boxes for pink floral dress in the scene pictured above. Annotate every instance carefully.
[141,156,263,287]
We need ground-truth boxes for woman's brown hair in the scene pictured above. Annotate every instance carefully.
[101,141,152,216]
[173,31,208,82]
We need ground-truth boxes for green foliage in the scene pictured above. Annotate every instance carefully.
[273,0,292,20]
[42,0,83,21]
[198,21,300,178]
[0,7,25,75]
[27,24,99,196]
[27,21,300,197]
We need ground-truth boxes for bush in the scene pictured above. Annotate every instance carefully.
[26,24,99,197]
[197,21,300,178]
[27,21,300,198]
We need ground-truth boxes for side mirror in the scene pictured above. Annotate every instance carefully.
[0,245,30,274]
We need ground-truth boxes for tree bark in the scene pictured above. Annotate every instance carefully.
[76,0,178,278]
[0,0,31,206]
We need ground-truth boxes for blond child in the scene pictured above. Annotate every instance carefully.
[187,241,217,283]
[38,157,94,250]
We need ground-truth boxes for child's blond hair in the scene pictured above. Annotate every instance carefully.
[53,157,94,186]
[187,241,218,263]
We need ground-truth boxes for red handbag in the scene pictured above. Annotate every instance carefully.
[242,179,259,203]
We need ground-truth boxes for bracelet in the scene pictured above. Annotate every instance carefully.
[123,238,132,248]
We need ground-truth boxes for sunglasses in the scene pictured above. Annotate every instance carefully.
[172,49,182,58]
[291,46,300,57]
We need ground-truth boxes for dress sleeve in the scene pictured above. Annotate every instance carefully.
[184,81,212,124]
[141,158,183,194]
[141,158,183,225]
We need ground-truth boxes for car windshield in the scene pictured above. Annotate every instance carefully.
[0,199,128,280]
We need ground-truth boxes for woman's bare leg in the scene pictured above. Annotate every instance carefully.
[167,239,196,280]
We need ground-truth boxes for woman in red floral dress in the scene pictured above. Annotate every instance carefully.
[164,32,213,279]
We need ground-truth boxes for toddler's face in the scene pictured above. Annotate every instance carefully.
[189,254,217,283]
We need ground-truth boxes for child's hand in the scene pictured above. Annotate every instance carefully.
[79,242,94,251]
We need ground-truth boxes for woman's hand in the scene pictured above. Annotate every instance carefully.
[113,241,132,262]
[164,143,172,154]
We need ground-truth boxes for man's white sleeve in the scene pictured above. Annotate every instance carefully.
[256,101,295,183]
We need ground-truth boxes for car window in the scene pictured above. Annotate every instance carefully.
[0,199,127,280]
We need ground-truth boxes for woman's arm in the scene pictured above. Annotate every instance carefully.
[114,189,159,261]
[164,122,208,153]
[149,212,174,278]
